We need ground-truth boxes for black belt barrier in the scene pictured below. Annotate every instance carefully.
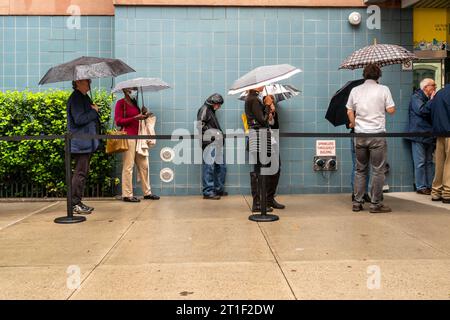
[1,131,449,224]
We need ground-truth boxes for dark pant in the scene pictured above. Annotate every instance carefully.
[267,158,281,204]
[71,153,91,206]
[354,137,387,205]
[411,141,435,191]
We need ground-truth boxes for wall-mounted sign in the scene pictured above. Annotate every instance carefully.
[316,140,336,156]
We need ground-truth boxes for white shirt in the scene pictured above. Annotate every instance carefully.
[346,79,395,133]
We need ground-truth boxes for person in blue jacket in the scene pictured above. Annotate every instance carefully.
[421,83,450,203]
[406,78,436,195]
[67,79,100,214]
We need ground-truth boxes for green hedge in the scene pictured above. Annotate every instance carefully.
[0,90,119,197]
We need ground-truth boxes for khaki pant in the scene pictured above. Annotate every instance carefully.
[432,137,450,199]
[122,139,151,198]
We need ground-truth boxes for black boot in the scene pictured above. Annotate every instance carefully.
[250,172,260,212]
[250,172,273,213]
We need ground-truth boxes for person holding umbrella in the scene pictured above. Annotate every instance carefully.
[114,87,160,202]
[67,79,100,214]
[263,94,285,210]
[246,87,274,213]
[346,63,396,213]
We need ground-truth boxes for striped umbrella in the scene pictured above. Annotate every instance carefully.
[339,41,417,70]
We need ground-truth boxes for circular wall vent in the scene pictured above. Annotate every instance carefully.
[160,168,174,183]
[160,147,175,162]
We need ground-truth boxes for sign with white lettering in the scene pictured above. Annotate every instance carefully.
[316,140,336,156]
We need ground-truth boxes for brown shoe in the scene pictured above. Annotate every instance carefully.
[417,189,431,195]
[370,204,392,214]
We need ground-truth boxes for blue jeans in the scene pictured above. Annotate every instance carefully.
[351,137,369,193]
[411,141,435,190]
[202,148,227,196]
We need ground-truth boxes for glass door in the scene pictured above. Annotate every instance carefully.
[413,60,444,91]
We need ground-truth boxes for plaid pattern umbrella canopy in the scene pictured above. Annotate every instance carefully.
[339,43,417,70]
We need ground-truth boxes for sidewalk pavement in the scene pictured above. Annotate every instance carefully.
[0,193,450,300]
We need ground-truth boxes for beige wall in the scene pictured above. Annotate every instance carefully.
[0,0,402,16]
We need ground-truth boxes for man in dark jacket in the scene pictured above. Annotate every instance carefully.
[406,78,436,195]
[67,79,100,214]
[422,84,450,203]
[197,93,227,200]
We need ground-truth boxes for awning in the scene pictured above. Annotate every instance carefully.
[402,0,450,8]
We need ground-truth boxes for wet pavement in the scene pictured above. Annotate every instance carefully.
[0,193,449,300]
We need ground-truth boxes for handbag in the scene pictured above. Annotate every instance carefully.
[106,102,129,154]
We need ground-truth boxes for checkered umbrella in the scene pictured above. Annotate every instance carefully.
[339,43,417,70]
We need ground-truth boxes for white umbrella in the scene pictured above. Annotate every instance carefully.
[112,77,171,93]
[228,64,302,95]
[238,84,300,102]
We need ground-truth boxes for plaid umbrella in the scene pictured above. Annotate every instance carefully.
[339,43,417,70]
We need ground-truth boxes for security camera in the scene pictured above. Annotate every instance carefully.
[348,12,362,26]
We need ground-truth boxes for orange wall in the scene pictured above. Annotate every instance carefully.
[114,0,366,7]
[0,0,115,15]
[0,0,401,16]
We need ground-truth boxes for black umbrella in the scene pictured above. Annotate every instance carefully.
[325,79,365,127]
[38,56,135,85]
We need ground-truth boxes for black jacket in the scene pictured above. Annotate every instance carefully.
[245,91,269,129]
[197,94,223,149]
[67,89,100,154]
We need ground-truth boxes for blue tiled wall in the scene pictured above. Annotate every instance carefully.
[0,8,415,196]
[113,6,414,196]
[0,16,114,91]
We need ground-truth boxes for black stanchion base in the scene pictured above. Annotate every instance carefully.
[54,216,86,224]
[248,214,279,222]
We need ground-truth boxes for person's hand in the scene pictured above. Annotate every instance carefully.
[142,106,148,115]
[134,114,148,120]
[91,104,99,113]
[268,112,274,122]
[430,90,437,100]
[349,122,355,129]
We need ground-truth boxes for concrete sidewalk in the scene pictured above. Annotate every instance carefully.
[0,193,450,300]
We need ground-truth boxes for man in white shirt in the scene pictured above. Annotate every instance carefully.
[346,63,396,213]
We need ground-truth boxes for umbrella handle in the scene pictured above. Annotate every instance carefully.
[140,87,145,110]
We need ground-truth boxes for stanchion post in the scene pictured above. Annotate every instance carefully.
[249,128,279,222]
[54,133,86,224]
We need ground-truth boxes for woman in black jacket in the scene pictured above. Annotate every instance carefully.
[245,88,273,213]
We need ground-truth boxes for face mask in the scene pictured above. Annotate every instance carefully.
[129,90,138,100]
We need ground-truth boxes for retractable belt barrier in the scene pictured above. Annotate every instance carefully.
[1,131,449,224]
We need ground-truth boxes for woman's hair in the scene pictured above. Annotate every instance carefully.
[363,63,382,81]
[72,81,77,90]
